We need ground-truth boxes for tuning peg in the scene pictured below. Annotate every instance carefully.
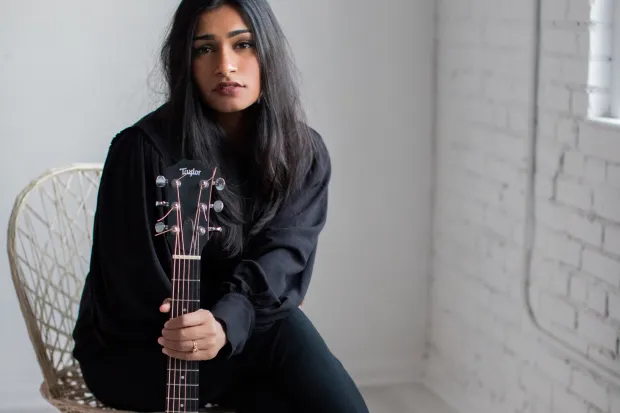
[199,201,224,213]
[156,201,180,211]
[213,200,224,212]
[196,226,222,234]
[155,222,179,234]
[156,176,168,187]
[215,178,226,191]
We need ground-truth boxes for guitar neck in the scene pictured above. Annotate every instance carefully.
[166,258,201,413]
[155,160,226,413]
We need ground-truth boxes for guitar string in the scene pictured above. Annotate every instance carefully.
[179,172,212,412]
[191,169,216,411]
[176,174,190,413]
[186,189,201,412]
[164,171,216,413]
[161,174,189,413]
[176,183,188,413]
[204,169,217,409]
[177,227,183,413]
[173,205,181,413]
[167,223,180,413]
[188,181,206,412]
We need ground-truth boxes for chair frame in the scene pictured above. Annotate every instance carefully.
[6,163,128,412]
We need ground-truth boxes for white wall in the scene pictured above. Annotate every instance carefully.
[0,1,177,411]
[0,0,434,411]
[272,0,434,386]
[426,0,620,412]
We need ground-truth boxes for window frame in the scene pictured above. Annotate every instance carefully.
[609,0,620,118]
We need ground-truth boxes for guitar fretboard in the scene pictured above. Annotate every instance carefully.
[157,161,223,413]
[166,359,200,413]
[166,260,201,413]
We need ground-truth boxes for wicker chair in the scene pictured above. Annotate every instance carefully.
[7,164,232,413]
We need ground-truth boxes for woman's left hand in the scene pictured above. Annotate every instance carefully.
[158,298,227,360]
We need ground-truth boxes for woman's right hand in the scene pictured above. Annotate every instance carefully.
[157,297,227,361]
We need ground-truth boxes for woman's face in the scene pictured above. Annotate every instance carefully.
[191,5,261,114]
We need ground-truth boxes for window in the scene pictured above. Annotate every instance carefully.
[588,0,619,122]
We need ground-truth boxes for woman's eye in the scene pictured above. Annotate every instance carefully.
[193,41,253,56]
[194,45,213,55]
[236,41,255,49]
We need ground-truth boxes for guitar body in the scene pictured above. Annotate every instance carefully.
[155,160,226,413]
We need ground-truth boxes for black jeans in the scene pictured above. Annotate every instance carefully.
[79,308,369,413]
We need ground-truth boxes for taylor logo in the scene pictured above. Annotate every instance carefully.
[180,167,201,177]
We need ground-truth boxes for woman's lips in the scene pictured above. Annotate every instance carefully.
[213,81,244,97]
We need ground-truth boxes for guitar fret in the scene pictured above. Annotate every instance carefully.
[168,384,199,387]
[169,368,199,372]
[171,279,200,282]
[166,409,199,413]
[173,254,201,260]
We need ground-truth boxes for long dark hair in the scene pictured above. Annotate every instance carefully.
[160,0,317,256]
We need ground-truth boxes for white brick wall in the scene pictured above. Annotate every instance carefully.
[426,0,620,412]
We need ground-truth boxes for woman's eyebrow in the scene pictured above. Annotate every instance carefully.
[193,29,251,41]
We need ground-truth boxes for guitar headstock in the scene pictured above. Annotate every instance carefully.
[154,160,226,256]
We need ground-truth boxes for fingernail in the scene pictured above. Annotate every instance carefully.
[157,337,163,344]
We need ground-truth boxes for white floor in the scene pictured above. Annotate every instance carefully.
[22,383,455,413]
[360,383,456,413]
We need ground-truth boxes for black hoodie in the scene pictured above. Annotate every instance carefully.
[72,103,331,363]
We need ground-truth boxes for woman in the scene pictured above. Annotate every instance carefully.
[71,1,369,412]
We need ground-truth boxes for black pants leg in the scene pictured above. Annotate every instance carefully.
[79,347,238,412]
[232,307,370,413]
[79,308,369,413]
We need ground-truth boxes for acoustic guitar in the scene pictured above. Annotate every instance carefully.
[154,160,226,413]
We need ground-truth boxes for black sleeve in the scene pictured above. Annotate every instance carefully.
[89,128,172,346]
[210,135,331,357]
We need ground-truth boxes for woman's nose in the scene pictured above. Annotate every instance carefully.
[219,64,236,77]
[216,51,237,77]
